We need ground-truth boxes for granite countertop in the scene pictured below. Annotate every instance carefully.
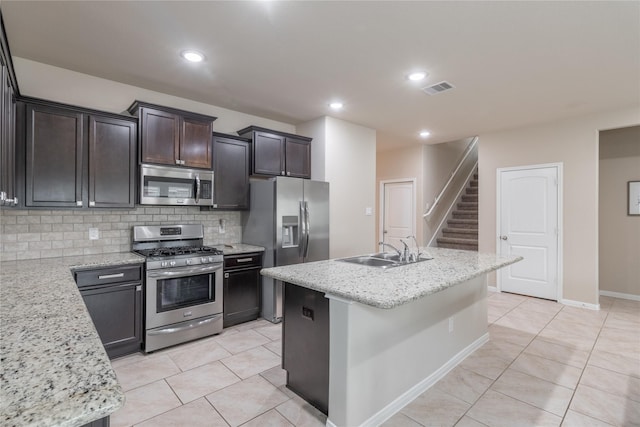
[261,247,522,309]
[0,252,145,427]
[214,243,265,256]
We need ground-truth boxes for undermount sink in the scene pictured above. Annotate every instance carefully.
[337,252,432,269]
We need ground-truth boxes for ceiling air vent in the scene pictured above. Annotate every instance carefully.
[422,81,455,95]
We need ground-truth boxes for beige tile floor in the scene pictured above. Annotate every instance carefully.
[110,293,640,427]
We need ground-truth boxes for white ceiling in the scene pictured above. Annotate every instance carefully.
[2,1,639,150]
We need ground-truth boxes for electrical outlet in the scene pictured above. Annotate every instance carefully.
[365,207,373,216]
[218,219,226,234]
[89,228,99,240]
[448,316,454,333]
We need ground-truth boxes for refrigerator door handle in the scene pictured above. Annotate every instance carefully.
[303,201,310,258]
[299,201,307,257]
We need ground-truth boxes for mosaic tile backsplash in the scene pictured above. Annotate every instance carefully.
[0,207,241,262]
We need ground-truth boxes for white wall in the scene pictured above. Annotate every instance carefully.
[298,117,377,258]
[13,58,295,135]
[479,106,640,305]
[599,126,640,297]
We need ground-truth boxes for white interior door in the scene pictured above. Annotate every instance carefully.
[498,166,559,300]
[381,180,415,251]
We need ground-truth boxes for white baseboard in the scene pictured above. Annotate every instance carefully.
[487,285,498,293]
[561,299,600,310]
[599,290,640,302]
[331,333,489,427]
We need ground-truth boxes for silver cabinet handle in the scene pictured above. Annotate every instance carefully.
[89,201,95,207]
[98,273,125,280]
[236,258,253,263]
[281,170,285,175]
[500,235,508,240]
[224,273,229,278]
[175,159,181,165]
[136,285,142,292]
[287,171,291,176]
[76,201,83,207]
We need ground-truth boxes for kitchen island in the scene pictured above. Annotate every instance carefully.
[0,252,145,427]
[261,247,521,427]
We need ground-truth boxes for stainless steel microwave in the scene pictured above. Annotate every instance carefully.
[140,164,214,206]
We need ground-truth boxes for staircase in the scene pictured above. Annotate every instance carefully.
[436,173,478,251]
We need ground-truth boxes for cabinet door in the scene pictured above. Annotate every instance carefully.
[285,137,311,179]
[213,136,249,209]
[0,63,14,206]
[88,116,137,208]
[81,282,143,359]
[223,267,261,327]
[180,117,212,169]
[25,104,84,207]
[253,131,285,176]
[140,107,179,165]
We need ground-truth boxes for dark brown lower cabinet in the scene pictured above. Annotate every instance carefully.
[223,253,262,328]
[75,264,144,359]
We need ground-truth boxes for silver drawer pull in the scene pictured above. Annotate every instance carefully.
[236,258,253,263]
[98,273,125,280]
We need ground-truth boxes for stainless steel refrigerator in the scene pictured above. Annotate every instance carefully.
[242,177,330,323]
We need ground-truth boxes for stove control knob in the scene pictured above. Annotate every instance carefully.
[201,257,208,263]
[170,261,176,267]
[161,261,168,268]
[186,259,193,265]
[209,256,215,263]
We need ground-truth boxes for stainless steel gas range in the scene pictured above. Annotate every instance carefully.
[132,224,224,352]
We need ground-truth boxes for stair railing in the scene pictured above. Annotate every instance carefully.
[426,163,478,247]
[423,136,478,218]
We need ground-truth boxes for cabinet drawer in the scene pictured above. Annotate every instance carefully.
[224,253,262,270]
[75,264,142,287]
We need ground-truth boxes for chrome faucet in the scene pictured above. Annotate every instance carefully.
[398,239,411,262]
[405,235,421,261]
[378,241,402,258]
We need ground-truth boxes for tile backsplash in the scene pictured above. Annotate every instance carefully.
[0,207,242,262]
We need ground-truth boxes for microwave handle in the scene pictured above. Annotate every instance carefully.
[195,174,201,204]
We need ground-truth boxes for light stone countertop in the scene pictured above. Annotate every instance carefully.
[214,243,265,256]
[261,247,522,309]
[0,252,145,427]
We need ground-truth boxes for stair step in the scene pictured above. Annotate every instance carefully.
[436,237,478,251]
[466,187,478,195]
[474,173,478,180]
[452,211,478,219]
[469,180,478,187]
[447,219,478,229]
[442,228,478,239]
[457,202,478,210]
[461,194,478,202]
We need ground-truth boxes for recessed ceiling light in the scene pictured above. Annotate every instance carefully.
[407,71,428,81]
[181,50,205,63]
[329,102,344,110]
[419,130,431,138]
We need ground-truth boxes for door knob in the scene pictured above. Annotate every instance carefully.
[500,235,508,240]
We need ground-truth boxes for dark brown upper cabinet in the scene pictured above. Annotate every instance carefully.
[212,133,250,210]
[0,11,19,207]
[128,101,216,169]
[20,98,137,208]
[237,126,311,179]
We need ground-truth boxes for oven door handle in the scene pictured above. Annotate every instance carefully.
[147,264,222,278]
[147,314,221,336]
